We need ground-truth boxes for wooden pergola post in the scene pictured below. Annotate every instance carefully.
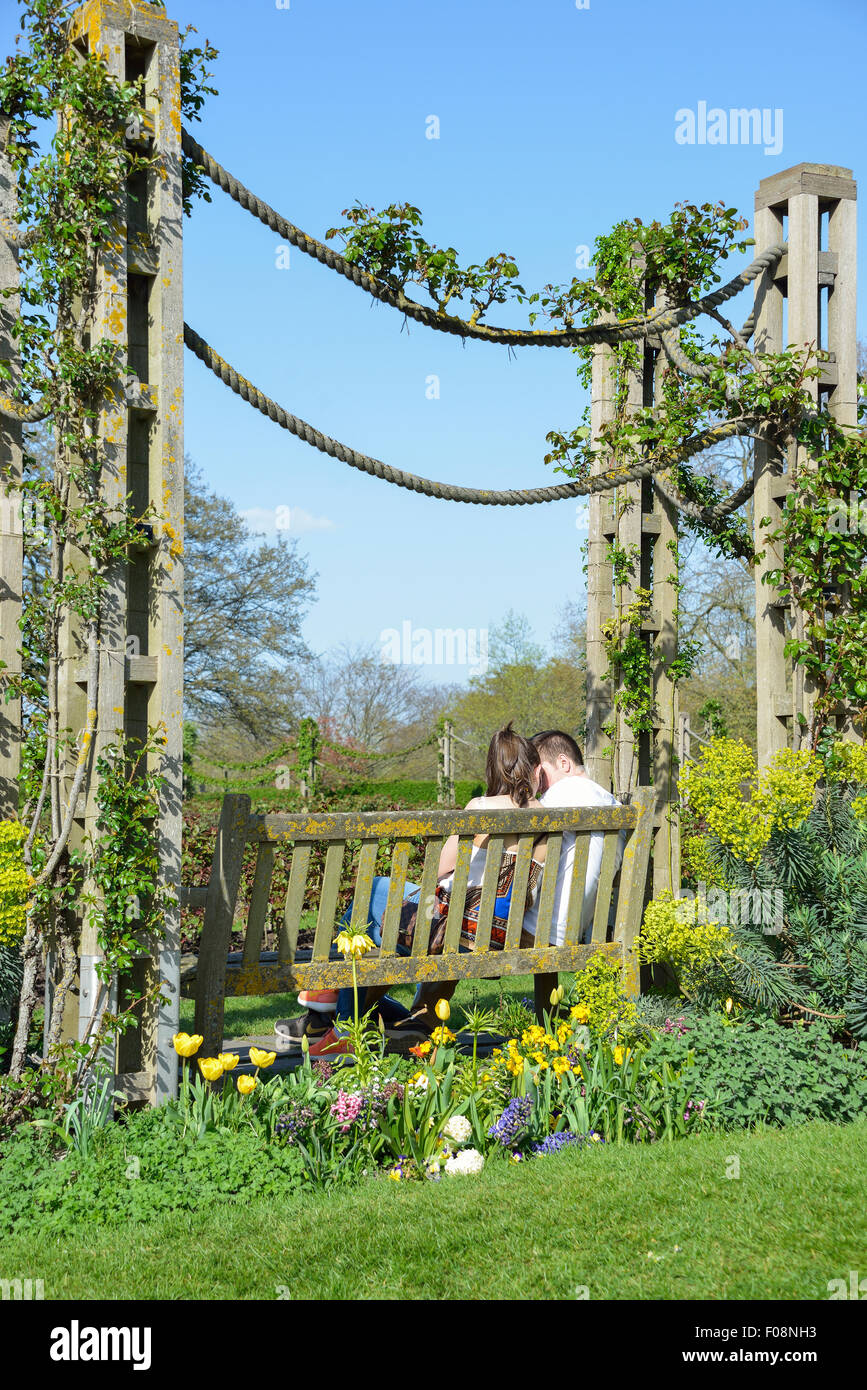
[586,282,680,898]
[0,115,23,822]
[50,0,184,1104]
[752,164,858,763]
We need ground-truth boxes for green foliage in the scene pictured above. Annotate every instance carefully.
[643,1014,867,1129]
[690,782,867,1039]
[325,201,526,324]
[0,1115,306,1237]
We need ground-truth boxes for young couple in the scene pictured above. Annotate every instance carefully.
[275,725,624,1056]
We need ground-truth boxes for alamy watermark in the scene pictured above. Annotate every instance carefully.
[677,882,784,933]
[675,103,783,156]
[380,621,488,677]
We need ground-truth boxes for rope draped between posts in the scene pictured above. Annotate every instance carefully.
[180,127,785,351]
[183,321,757,506]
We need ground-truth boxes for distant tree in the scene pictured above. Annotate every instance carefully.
[184,458,316,743]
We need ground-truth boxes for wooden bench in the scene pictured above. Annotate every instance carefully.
[180,790,654,1057]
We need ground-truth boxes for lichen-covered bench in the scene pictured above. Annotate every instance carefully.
[180,790,654,1057]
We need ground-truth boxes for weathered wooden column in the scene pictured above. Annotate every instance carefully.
[753,164,858,763]
[0,116,23,821]
[586,285,680,896]
[53,0,184,1103]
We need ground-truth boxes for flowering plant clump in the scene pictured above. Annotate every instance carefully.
[532,1130,603,1156]
[444,1147,485,1176]
[275,1102,314,1143]
[568,954,638,1042]
[442,1113,472,1145]
[330,1090,364,1132]
[0,823,33,948]
[638,891,734,997]
[680,737,821,864]
[487,1096,532,1148]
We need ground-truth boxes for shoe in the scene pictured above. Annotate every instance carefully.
[274,1011,335,1053]
[308,1026,354,1058]
[297,989,340,1015]
[385,1007,438,1040]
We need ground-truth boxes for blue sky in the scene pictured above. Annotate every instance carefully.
[4,0,866,684]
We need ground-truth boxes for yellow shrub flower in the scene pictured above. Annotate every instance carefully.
[172,1032,203,1058]
[198,1057,224,1082]
[570,1004,590,1024]
[249,1047,276,1068]
[237,1075,257,1095]
[552,1056,571,1077]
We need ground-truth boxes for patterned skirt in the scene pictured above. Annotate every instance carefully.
[397,854,543,955]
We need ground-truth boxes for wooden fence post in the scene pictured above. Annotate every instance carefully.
[193,794,250,1060]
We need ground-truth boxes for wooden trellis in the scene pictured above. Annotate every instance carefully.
[752,164,858,758]
[584,161,859,897]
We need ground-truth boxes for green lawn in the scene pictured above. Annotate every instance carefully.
[7,1119,866,1299]
[178,972,537,1039]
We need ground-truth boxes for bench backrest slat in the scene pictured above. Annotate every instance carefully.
[563,833,592,946]
[243,843,275,968]
[534,832,562,947]
[411,838,445,957]
[472,834,504,953]
[505,835,536,949]
[591,833,621,944]
[281,843,311,963]
[314,844,344,959]
[442,837,474,954]
[348,840,379,936]
[379,839,412,954]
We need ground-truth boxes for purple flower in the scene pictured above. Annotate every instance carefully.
[488,1096,532,1147]
[532,1130,603,1156]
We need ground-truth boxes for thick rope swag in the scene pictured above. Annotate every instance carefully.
[183,321,756,507]
[180,128,785,351]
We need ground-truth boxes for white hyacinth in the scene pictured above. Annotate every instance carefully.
[442,1114,472,1145]
[444,1147,485,1176]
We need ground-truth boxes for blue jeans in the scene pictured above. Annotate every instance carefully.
[335,876,420,1023]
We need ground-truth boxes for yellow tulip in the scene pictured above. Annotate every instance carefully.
[237,1075,257,1095]
[218,1052,240,1071]
[613,1046,625,1066]
[198,1057,224,1081]
[249,1047,276,1069]
[172,1032,203,1058]
[435,998,450,1022]
[725,997,733,1015]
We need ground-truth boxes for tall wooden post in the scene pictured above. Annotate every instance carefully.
[0,116,23,821]
[52,0,184,1104]
[586,284,680,896]
[752,164,858,763]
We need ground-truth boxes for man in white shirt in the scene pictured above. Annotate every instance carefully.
[524,729,626,946]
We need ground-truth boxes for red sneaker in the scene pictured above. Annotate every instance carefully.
[298,989,340,1015]
[308,1026,354,1058]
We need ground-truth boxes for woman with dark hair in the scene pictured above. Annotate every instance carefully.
[427,721,548,953]
[292,723,548,1055]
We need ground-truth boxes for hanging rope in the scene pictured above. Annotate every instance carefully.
[181,128,785,351]
[183,321,758,506]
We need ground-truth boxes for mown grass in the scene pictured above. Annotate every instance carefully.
[5,1119,865,1300]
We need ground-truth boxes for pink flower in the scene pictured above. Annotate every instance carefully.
[330,1090,363,1131]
